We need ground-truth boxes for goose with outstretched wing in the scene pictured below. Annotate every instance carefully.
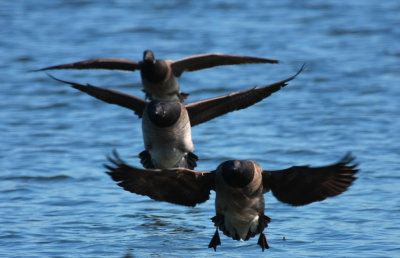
[36,50,279,101]
[48,65,303,169]
[105,151,358,251]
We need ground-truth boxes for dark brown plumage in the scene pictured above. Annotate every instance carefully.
[105,151,359,251]
[35,50,279,101]
[48,64,303,125]
[106,150,214,206]
[262,153,358,205]
[48,66,303,169]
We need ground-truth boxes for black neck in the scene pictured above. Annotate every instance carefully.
[147,100,181,127]
[220,160,254,188]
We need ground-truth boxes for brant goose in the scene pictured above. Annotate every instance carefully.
[48,66,303,168]
[105,151,358,251]
[36,50,278,101]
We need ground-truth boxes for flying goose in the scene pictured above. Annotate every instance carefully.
[48,65,303,169]
[105,151,358,251]
[36,50,279,101]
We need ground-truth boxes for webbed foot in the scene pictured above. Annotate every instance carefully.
[257,231,269,252]
[208,228,221,251]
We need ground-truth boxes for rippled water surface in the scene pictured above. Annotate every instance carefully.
[1,1,400,257]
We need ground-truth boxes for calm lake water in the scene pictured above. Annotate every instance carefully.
[1,1,399,257]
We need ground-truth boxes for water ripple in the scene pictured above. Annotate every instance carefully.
[1,175,71,182]
[1,0,400,257]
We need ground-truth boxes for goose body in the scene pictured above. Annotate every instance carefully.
[37,50,279,101]
[48,65,303,169]
[105,152,359,251]
[141,101,195,169]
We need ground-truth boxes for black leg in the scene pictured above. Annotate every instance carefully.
[179,92,189,101]
[211,214,224,227]
[257,231,269,252]
[186,152,199,169]
[208,228,221,251]
[142,89,152,100]
[139,150,155,169]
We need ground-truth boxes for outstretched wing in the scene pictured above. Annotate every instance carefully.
[105,151,215,207]
[171,53,279,77]
[186,65,304,127]
[34,58,140,72]
[262,153,359,206]
[48,74,147,117]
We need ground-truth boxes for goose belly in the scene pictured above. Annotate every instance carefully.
[142,119,193,168]
[215,189,265,241]
[224,208,260,241]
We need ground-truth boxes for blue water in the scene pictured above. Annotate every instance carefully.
[1,1,400,257]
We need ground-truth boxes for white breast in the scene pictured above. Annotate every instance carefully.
[217,194,262,240]
[142,106,194,168]
[214,169,265,240]
[224,209,260,240]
